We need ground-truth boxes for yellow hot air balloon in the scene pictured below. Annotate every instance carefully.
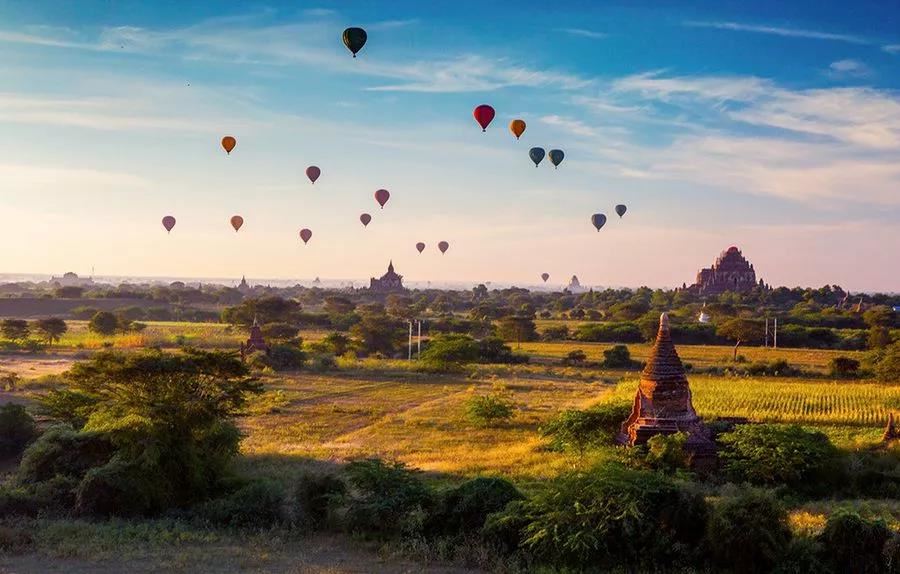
[509,119,526,140]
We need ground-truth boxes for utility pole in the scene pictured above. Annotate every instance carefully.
[773,317,778,349]
[408,320,413,360]
[765,317,769,348]
[417,320,422,359]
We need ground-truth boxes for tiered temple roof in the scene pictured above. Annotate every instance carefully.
[369,260,405,292]
[619,313,716,464]
[690,246,764,295]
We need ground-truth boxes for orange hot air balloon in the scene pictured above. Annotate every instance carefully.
[360,213,372,227]
[473,104,495,132]
[438,241,449,254]
[509,119,526,140]
[230,215,244,232]
[374,188,390,209]
[306,166,321,184]
[221,136,236,154]
[299,228,312,244]
[162,216,176,233]
[416,242,425,253]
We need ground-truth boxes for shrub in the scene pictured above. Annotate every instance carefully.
[830,356,861,377]
[465,394,515,427]
[876,342,900,383]
[718,424,841,495]
[574,322,643,343]
[885,534,900,574]
[434,477,523,534]
[294,472,345,530]
[0,525,34,554]
[561,349,587,366]
[197,480,286,528]
[88,311,119,335]
[506,463,707,569]
[267,343,306,371]
[75,457,161,516]
[0,485,43,517]
[773,537,828,574]
[541,325,569,341]
[645,432,689,473]
[707,488,792,574]
[307,353,338,372]
[18,426,114,484]
[0,403,37,458]
[260,322,300,341]
[478,337,527,364]
[343,459,435,538]
[540,401,631,455]
[420,334,480,365]
[818,512,891,574]
[602,344,635,368]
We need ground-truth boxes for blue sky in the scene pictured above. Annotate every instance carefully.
[0,0,898,291]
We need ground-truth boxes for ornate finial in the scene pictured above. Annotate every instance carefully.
[659,312,670,332]
[388,260,394,273]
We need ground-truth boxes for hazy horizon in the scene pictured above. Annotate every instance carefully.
[1,1,898,292]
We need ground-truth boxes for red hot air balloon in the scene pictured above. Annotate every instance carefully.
[360,213,372,227]
[438,241,449,254]
[221,136,236,155]
[374,188,390,209]
[473,104,495,132]
[306,166,321,184]
[230,215,244,232]
[299,228,312,244]
[541,273,550,283]
[416,242,425,254]
[162,216,176,233]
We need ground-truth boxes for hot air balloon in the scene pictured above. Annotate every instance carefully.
[541,273,550,283]
[591,213,607,232]
[438,241,449,254]
[162,216,176,233]
[548,149,565,169]
[342,27,367,58]
[374,188,390,209]
[230,215,244,232]
[529,147,545,167]
[473,104,495,132]
[360,213,372,227]
[299,228,312,244]
[615,204,627,218]
[221,136,236,155]
[416,242,425,254]
[509,119,526,140]
[306,166,321,184]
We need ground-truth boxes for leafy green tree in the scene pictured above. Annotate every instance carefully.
[420,334,480,365]
[88,311,119,336]
[350,312,404,356]
[465,394,515,427]
[707,488,791,574]
[32,318,68,346]
[497,316,537,348]
[540,402,631,456]
[1,319,29,341]
[55,286,84,299]
[323,296,355,315]
[602,344,634,368]
[716,318,765,360]
[222,296,301,327]
[875,342,900,383]
[260,322,300,341]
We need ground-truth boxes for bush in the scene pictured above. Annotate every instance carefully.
[541,325,569,341]
[0,485,43,517]
[307,353,338,373]
[718,424,841,494]
[602,344,636,368]
[267,344,306,371]
[830,356,861,377]
[294,473,345,530]
[434,477,523,534]
[343,459,435,538]
[197,480,286,528]
[561,349,587,366]
[18,426,114,484]
[260,322,300,341]
[478,337,528,364]
[465,394,515,427]
[707,488,792,574]
[420,334,480,365]
[773,537,828,574]
[503,463,707,569]
[645,432,689,473]
[540,401,631,455]
[0,403,37,458]
[0,525,34,554]
[818,512,891,574]
[574,322,643,343]
[876,342,900,383]
[75,457,161,516]
[88,311,119,335]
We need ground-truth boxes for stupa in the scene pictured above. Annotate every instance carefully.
[240,316,268,359]
[618,313,716,464]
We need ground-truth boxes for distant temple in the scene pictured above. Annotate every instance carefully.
[240,316,268,358]
[50,272,94,288]
[238,276,250,293]
[619,313,716,466]
[689,246,765,295]
[566,275,586,293]
[369,261,405,292]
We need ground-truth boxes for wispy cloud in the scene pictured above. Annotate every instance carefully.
[884,44,900,54]
[684,20,870,44]
[558,28,606,40]
[540,115,597,137]
[826,58,871,78]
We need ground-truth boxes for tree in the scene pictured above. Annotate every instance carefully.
[385,295,414,320]
[55,286,84,299]
[875,342,900,383]
[221,296,302,327]
[323,296,355,315]
[260,322,300,341]
[497,316,537,348]
[350,312,404,356]
[88,311,119,336]
[716,318,765,360]
[1,319,29,341]
[32,318,68,346]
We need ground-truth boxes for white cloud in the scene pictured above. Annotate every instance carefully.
[883,44,900,54]
[683,21,870,44]
[540,115,597,137]
[558,28,607,40]
[612,71,770,103]
[827,58,871,78]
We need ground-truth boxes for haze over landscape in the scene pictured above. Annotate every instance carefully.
[1,0,898,291]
